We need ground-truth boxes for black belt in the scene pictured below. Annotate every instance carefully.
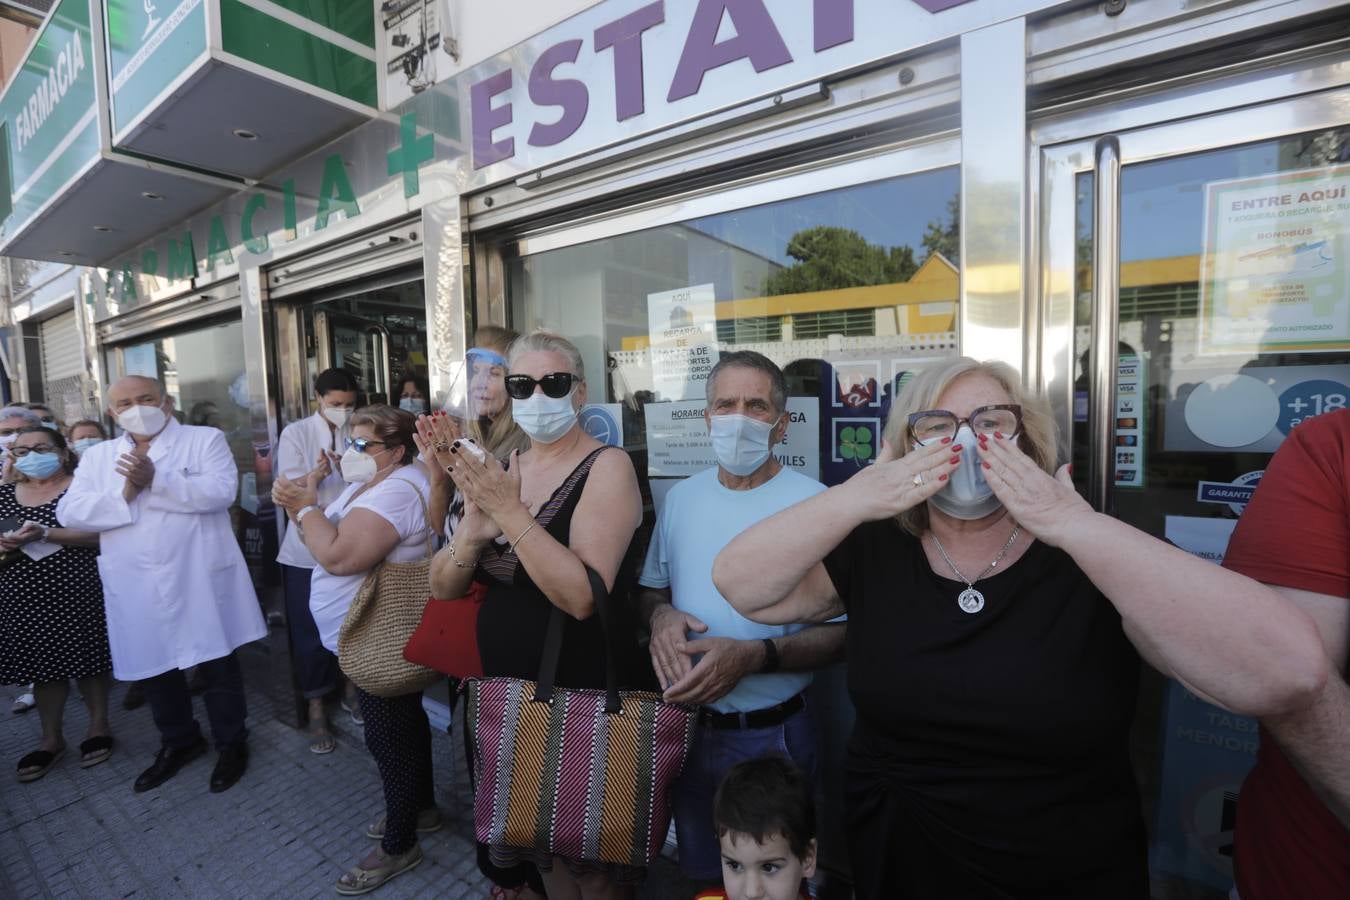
[700,693,805,730]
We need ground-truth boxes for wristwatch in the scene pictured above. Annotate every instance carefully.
[760,638,780,674]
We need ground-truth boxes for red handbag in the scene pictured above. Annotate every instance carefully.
[402,581,485,678]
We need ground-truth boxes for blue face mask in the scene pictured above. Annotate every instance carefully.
[14,451,62,480]
[40,421,59,431]
[71,437,102,456]
[399,397,426,415]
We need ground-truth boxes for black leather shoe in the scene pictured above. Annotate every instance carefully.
[209,743,248,793]
[134,738,207,792]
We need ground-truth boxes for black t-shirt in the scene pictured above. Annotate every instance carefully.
[824,520,1146,899]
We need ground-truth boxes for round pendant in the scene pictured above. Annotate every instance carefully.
[957,587,985,614]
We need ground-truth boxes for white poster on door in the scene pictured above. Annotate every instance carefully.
[1199,164,1350,354]
[646,397,820,482]
[647,284,718,401]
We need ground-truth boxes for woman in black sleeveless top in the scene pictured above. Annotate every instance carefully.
[431,331,645,899]
[713,358,1327,900]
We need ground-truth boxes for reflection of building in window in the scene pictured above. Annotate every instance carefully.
[716,316,782,344]
[793,308,876,340]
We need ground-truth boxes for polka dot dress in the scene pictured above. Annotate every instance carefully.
[0,483,111,685]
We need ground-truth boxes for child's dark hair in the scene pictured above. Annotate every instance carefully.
[713,755,815,860]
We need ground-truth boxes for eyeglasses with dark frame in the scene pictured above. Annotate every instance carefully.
[504,372,579,400]
[907,404,1023,443]
[344,436,388,455]
[9,445,59,458]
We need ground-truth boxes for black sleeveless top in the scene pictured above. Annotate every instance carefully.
[824,520,1146,899]
[475,446,642,690]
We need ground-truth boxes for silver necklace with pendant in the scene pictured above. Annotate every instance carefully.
[929,525,1023,614]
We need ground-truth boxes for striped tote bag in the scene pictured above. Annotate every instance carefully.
[464,568,697,867]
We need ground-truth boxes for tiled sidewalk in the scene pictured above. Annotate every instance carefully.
[1,671,696,899]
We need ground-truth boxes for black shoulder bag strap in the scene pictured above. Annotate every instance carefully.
[533,565,623,714]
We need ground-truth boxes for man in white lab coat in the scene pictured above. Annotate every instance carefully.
[58,376,264,794]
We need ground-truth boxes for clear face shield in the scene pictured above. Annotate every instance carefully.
[439,346,511,450]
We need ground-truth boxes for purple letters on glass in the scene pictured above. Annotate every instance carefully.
[467,0,984,170]
[814,0,855,52]
[471,70,514,169]
[594,1,665,122]
[528,40,590,147]
[667,0,794,103]
[911,0,977,11]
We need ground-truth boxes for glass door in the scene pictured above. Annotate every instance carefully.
[1042,88,1350,898]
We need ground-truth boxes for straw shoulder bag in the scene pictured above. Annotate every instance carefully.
[337,474,440,697]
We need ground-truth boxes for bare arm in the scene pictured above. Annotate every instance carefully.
[297,507,402,577]
[1256,587,1350,828]
[500,449,642,619]
[46,528,100,549]
[979,436,1328,718]
[715,438,959,624]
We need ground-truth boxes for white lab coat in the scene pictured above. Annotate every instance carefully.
[56,418,265,681]
[274,412,347,569]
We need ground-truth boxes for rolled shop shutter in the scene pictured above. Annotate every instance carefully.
[39,310,83,385]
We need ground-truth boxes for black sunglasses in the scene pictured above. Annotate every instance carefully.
[504,372,578,400]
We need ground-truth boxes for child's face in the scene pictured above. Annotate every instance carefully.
[719,831,817,900]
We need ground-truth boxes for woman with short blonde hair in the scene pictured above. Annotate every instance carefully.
[714,355,1327,899]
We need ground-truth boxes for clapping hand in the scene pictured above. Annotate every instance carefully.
[976,433,1092,546]
[449,443,523,522]
[413,413,463,478]
[117,446,155,501]
[271,469,319,519]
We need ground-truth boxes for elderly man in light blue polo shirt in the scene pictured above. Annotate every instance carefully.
[638,349,845,887]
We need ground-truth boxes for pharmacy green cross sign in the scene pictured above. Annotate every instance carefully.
[387,112,434,199]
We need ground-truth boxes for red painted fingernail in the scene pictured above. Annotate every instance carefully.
[949,455,959,464]
[952,443,963,451]
[983,461,991,469]
[1068,464,1074,475]
[938,473,948,481]
[994,431,1004,439]
[941,437,952,444]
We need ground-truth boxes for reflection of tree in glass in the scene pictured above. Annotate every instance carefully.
[764,195,961,295]
[765,226,918,294]
[921,194,961,266]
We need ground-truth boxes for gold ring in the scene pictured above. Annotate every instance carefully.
[434,442,449,451]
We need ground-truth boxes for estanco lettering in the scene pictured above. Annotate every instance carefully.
[15,32,86,152]
[471,0,977,169]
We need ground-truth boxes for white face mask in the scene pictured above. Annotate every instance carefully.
[917,424,1004,520]
[0,434,16,450]
[322,407,353,429]
[710,413,779,477]
[117,401,168,437]
[339,446,380,483]
[512,391,578,444]
[399,397,426,415]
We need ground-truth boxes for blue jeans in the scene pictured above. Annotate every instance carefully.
[140,652,247,751]
[673,704,819,881]
[283,564,339,699]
